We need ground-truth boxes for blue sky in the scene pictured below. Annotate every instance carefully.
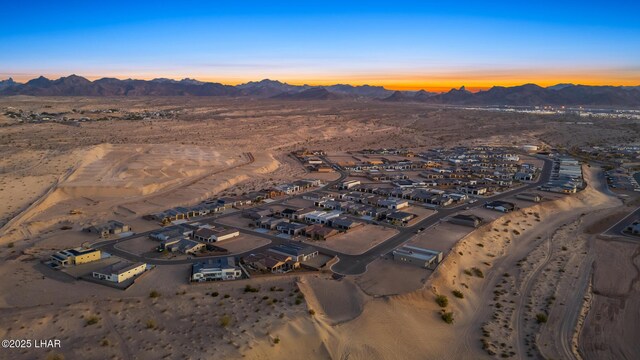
[1,1,639,90]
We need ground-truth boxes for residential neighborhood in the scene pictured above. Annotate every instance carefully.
[42,145,582,291]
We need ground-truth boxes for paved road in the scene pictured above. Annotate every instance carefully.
[94,156,553,275]
[603,206,640,237]
[331,157,553,275]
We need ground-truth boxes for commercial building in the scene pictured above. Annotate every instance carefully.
[92,262,147,283]
[392,245,443,269]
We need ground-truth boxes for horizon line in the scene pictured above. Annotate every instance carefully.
[2,73,639,94]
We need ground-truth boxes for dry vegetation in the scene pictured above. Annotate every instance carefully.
[0,96,639,359]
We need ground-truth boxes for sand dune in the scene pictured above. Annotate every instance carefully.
[244,166,621,360]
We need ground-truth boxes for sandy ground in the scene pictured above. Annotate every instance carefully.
[355,256,431,296]
[0,261,315,360]
[409,221,472,253]
[579,238,640,359]
[241,166,626,360]
[304,225,398,255]
[1,97,639,359]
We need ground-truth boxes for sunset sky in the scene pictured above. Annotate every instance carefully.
[1,1,639,91]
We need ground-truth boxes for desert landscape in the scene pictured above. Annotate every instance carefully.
[0,94,638,360]
[4,2,640,359]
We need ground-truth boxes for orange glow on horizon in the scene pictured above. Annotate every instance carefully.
[6,72,640,93]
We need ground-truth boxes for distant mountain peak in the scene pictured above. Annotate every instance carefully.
[2,75,639,106]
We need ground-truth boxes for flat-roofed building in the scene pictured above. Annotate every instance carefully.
[516,192,542,202]
[191,257,242,282]
[304,210,342,224]
[448,214,483,228]
[92,261,147,283]
[386,211,416,225]
[50,248,101,267]
[340,180,361,190]
[268,243,318,262]
[392,245,443,269]
[377,198,409,210]
[484,200,516,213]
[84,220,131,238]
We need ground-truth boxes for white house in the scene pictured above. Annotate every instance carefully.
[191,258,243,282]
[340,180,361,190]
[304,210,342,224]
[377,198,409,210]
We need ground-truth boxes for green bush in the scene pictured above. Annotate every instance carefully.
[220,315,231,327]
[435,295,449,308]
[85,315,100,326]
[441,312,454,324]
[536,313,548,324]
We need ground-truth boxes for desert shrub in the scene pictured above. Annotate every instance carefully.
[441,312,454,324]
[220,315,231,327]
[211,292,219,297]
[273,337,280,344]
[223,294,230,299]
[149,290,160,298]
[536,313,548,324]
[463,269,473,276]
[146,319,156,329]
[244,284,259,293]
[452,290,464,299]
[472,267,485,278]
[85,315,100,326]
[295,298,302,305]
[7,242,14,248]
[435,295,449,308]
[308,309,316,316]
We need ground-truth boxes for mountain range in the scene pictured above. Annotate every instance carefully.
[1,75,639,107]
